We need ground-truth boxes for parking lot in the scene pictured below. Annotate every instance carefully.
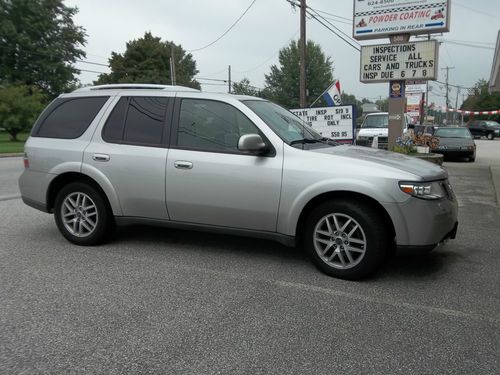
[1,141,499,374]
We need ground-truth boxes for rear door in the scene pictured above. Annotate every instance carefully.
[84,93,173,219]
[165,95,283,231]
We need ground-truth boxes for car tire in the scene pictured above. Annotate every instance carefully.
[54,182,114,246]
[487,132,494,140]
[303,200,389,280]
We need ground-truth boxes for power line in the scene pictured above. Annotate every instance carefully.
[77,68,107,74]
[307,6,360,49]
[441,40,494,50]
[187,0,258,52]
[234,29,300,74]
[306,10,360,52]
[308,7,352,22]
[76,59,109,67]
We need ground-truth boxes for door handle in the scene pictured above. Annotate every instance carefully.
[92,153,110,162]
[174,160,193,169]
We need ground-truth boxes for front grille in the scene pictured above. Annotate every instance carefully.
[357,136,388,149]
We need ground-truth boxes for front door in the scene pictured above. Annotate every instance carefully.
[165,97,282,231]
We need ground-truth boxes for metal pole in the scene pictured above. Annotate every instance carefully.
[228,65,232,94]
[299,0,307,108]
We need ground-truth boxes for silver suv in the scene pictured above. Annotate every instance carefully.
[19,84,458,280]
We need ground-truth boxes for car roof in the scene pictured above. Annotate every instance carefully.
[63,84,267,102]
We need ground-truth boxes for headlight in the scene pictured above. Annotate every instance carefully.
[399,181,446,200]
[495,129,500,134]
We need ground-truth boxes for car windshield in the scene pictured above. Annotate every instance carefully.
[362,115,388,128]
[484,121,500,127]
[242,100,323,144]
[434,128,471,138]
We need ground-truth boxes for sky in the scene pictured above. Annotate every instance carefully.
[65,0,500,109]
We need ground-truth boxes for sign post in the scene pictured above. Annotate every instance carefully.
[353,0,449,150]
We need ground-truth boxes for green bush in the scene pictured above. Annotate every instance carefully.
[0,85,45,141]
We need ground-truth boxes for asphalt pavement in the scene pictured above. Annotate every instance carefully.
[1,141,499,374]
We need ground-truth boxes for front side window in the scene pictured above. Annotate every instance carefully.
[35,96,109,139]
[177,99,260,152]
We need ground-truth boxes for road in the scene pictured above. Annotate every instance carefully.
[1,141,499,374]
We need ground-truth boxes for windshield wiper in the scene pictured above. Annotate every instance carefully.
[289,138,324,145]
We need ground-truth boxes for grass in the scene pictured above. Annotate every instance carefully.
[0,131,29,154]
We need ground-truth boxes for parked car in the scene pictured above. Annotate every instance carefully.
[356,112,413,149]
[19,84,458,280]
[467,120,500,140]
[432,127,476,161]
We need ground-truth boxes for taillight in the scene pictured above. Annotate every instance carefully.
[23,152,29,169]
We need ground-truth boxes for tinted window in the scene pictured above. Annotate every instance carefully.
[36,97,108,139]
[102,97,127,143]
[123,97,168,146]
[178,99,260,152]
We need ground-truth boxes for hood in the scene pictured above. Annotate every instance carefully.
[357,128,388,137]
[309,145,447,180]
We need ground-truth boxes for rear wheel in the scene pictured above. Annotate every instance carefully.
[303,200,389,280]
[54,182,113,245]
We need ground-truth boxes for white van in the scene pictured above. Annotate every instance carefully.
[356,112,413,149]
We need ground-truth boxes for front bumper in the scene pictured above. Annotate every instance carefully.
[383,184,458,249]
[432,148,475,158]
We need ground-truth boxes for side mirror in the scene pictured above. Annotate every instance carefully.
[238,134,268,154]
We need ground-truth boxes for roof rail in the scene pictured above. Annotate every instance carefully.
[74,84,200,92]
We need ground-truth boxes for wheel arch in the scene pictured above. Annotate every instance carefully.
[46,172,121,215]
[295,191,396,243]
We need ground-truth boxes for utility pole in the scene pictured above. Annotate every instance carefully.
[455,86,461,125]
[228,65,232,94]
[299,0,307,108]
[441,66,454,125]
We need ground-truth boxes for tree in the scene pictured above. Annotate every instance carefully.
[263,40,334,108]
[0,85,45,141]
[232,78,261,96]
[96,32,200,89]
[461,78,500,122]
[0,0,86,97]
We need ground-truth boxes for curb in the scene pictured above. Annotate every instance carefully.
[0,153,23,158]
[490,166,500,207]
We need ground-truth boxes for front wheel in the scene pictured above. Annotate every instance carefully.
[304,200,389,280]
[487,132,494,140]
[54,182,113,245]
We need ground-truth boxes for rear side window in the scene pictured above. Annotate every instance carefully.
[102,96,169,147]
[34,97,109,139]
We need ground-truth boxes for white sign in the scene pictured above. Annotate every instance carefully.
[360,40,438,83]
[406,80,427,94]
[353,0,450,40]
[290,106,355,143]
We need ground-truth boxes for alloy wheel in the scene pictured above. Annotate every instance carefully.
[61,192,99,238]
[313,213,367,269]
